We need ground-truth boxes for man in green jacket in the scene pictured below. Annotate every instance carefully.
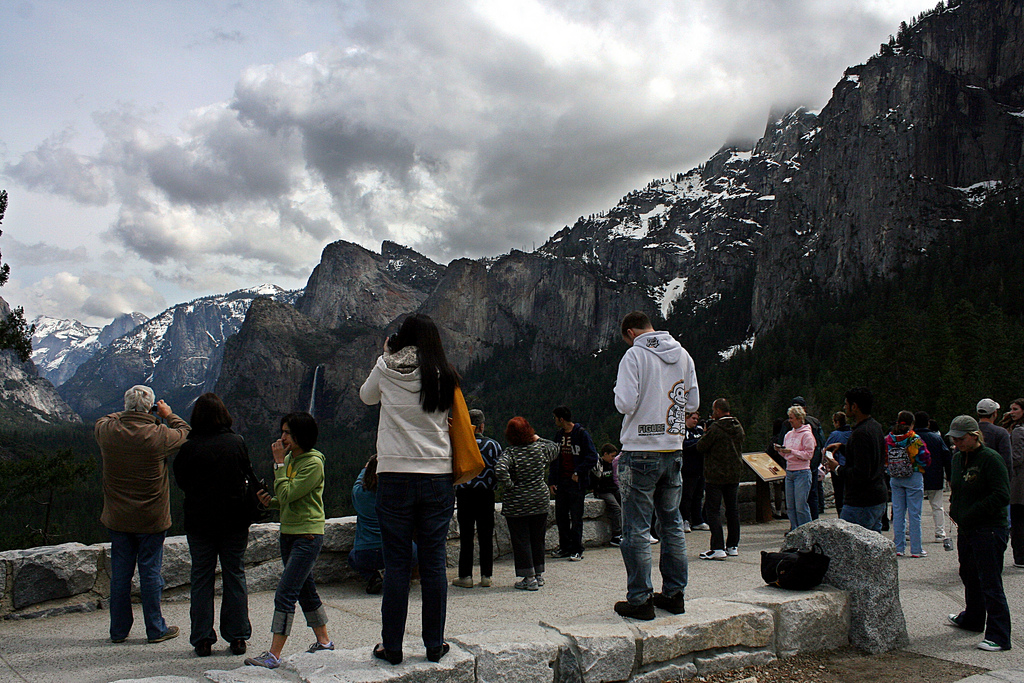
[696,398,746,560]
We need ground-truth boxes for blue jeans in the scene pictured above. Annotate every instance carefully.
[108,530,168,641]
[376,473,455,652]
[785,470,812,530]
[272,534,327,636]
[840,503,886,532]
[891,472,924,555]
[618,451,687,605]
[957,526,1011,649]
[187,530,251,646]
[348,547,385,581]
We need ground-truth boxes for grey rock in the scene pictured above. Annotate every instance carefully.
[246,560,284,593]
[725,585,850,657]
[322,517,356,552]
[244,524,281,566]
[205,667,293,682]
[285,643,474,682]
[542,613,636,683]
[955,673,1024,683]
[452,624,566,683]
[110,678,200,683]
[633,597,774,665]
[311,551,357,584]
[3,542,101,609]
[0,349,81,425]
[631,662,697,683]
[694,648,776,675]
[783,518,908,653]
[160,535,192,590]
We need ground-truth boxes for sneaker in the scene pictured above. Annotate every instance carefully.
[610,536,621,547]
[911,550,928,558]
[699,549,727,560]
[535,574,544,586]
[683,520,692,533]
[1014,562,1024,569]
[479,576,492,587]
[692,523,710,531]
[514,577,539,591]
[147,625,180,644]
[307,640,334,653]
[977,640,1010,652]
[230,640,247,655]
[652,591,686,614]
[549,549,570,558]
[896,551,904,557]
[614,598,655,620]
[245,651,281,669]
[452,576,474,588]
[725,546,738,557]
[569,552,583,561]
[947,613,984,632]
[110,636,127,644]
[366,570,384,594]
[649,536,660,545]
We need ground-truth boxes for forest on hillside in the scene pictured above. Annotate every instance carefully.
[0,190,1020,551]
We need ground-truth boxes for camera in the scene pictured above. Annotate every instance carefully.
[387,333,399,350]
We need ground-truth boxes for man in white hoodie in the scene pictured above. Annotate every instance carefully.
[612,311,699,620]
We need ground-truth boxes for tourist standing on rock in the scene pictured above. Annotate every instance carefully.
[977,398,1013,474]
[885,411,931,558]
[96,384,189,645]
[780,405,816,530]
[495,417,559,590]
[696,399,745,560]
[915,411,952,544]
[452,409,501,589]
[613,311,697,620]
[946,415,1012,652]
[349,455,387,595]
[823,387,888,532]
[549,406,598,562]
[245,411,333,668]
[824,412,852,515]
[592,443,623,546]
[173,393,255,657]
[1005,400,1024,567]
[359,313,458,665]
[680,411,706,533]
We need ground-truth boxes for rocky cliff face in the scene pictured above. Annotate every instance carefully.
[59,285,298,420]
[31,312,148,386]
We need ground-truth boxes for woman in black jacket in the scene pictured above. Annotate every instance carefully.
[173,392,256,657]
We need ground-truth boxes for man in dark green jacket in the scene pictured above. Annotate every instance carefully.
[947,415,1012,653]
[696,398,745,560]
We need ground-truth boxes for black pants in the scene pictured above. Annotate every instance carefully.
[704,483,740,551]
[456,487,495,578]
[1011,504,1024,566]
[956,526,1012,649]
[680,473,705,524]
[506,513,547,578]
[831,471,845,516]
[187,530,251,646]
[555,481,585,555]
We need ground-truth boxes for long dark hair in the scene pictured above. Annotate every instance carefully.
[389,313,458,413]
[190,392,233,436]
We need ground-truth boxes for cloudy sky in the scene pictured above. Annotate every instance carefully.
[1,0,937,326]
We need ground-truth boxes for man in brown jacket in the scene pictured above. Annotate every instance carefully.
[96,384,190,644]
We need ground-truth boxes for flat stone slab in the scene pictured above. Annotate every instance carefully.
[205,668,294,682]
[725,585,850,657]
[693,648,776,675]
[631,662,697,683]
[633,597,774,665]
[957,673,1024,683]
[542,613,637,683]
[1,542,102,609]
[452,624,566,683]
[283,644,475,682]
[111,678,200,683]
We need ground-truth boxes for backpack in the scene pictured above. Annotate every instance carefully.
[760,544,830,590]
[886,443,914,478]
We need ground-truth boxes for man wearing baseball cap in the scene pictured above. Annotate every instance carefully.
[947,415,1012,652]
[977,399,1012,473]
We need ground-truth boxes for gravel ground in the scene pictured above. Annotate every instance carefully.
[685,648,986,683]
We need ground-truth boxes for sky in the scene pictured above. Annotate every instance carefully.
[0,0,940,327]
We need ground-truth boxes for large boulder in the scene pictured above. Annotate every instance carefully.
[1,542,101,609]
[783,518,908,653]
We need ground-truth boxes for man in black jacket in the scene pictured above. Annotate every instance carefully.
[550,406,598,561]
[696,398,745,560]
[824,387,887,531]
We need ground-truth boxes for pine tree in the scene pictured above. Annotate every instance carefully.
[0,190,34,362]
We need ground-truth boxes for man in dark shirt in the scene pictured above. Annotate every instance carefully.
[824,387,887,531]
[452,409,501,588]
[977,399,1012,473]
[550,406,598,561]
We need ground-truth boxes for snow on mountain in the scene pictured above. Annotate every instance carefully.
[30,317,102,387]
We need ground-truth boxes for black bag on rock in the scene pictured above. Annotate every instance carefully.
[760,543,830,590]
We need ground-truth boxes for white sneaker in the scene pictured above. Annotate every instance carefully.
[725,546,738,557]
[683,521,692,533]
[692,523,710,531]
[698,549,727,560]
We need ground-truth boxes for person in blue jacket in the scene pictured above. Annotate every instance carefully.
[349,455,385,594]
[549,406,598,562]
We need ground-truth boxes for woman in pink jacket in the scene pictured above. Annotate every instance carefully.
[780,405,816,529]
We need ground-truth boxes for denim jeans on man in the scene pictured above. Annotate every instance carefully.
[840,503,886,531]
[377,473,455,653]
[272,534,328,636]
[187,529,251,646]
[108,530,169,641]
[785,469,812,530]
[618,450,687,605]
[956,526,1012,649]
[890,472,924,555]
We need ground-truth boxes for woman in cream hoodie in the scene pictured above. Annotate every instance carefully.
[360,313,459,665]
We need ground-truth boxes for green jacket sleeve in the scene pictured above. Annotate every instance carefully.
[272,453,324,508]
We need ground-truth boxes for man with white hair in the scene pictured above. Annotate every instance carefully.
[95,385,190,644]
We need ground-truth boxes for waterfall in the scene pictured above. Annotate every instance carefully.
[308,364,323,417]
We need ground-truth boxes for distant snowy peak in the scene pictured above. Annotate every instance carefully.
[30,317,102,386]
